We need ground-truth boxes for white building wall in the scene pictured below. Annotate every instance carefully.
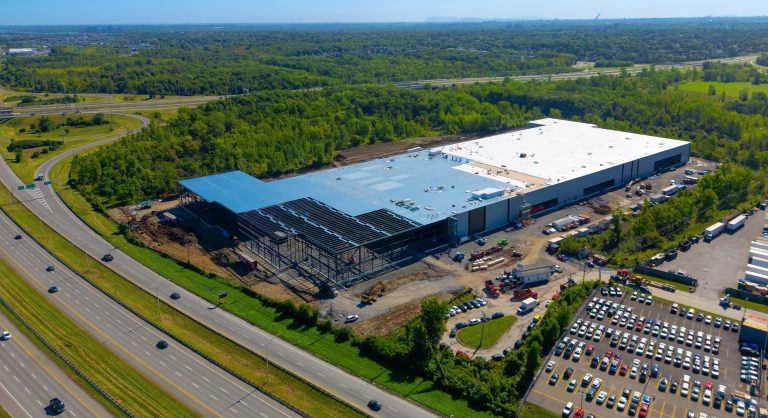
[455,210,469,238]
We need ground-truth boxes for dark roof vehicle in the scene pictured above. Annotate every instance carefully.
[48,286,59,294]
[102,253,114,262]
[156,340,169,349]
[170,292,181,300]
[46,398,65,415]
[368,399,382,411]
[46,265,55,272]
[14,234,21,240]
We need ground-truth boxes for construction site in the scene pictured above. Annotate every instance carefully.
[108,118,700,334]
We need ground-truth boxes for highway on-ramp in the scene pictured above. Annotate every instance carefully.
[0,114,438,418]
[0,310,111,418]
[0,208,298,417]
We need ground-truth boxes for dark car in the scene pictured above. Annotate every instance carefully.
[456,322,468,329]
[651,364,659,378]
[368,400,382,411]
[696,313,704,322]
[449,328,457,338]
[590,356,600,368]
[48,286,59,294]
[170,292,181,300]
[549,373,559,385]
[586,388,596,401]
[46,265,55,272]
[102,253,114,262]
[46,398,65,415]
[514,339,525,349]
[564,367,574,379]
[156,340,169,349]
[14,234,21,240]
[491,312,505,319]
[491,353,504,361]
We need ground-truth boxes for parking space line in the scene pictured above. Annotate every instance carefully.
[671,403,676,418]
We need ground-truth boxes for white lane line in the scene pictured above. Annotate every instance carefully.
[13,375,20,383]
[202,376,210,382]
[19,361,25,368]
[31,374,37,380]
[191,382,199,389]
[317,372,324,377]
[174,371,182,377]
[339,383,347,389]
[0,378,33,418]
[219,387,228,394]
[42,385,48,392]
[24,387,31,394]
[296,362,304,367]
[209,394,218,400]
[240,401,249,407]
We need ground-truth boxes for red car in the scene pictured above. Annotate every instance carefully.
[639,405,649,418]
[557,254,567,261]
[586,345,594,356]
[605,350,613,359]
[552,293,561,300]
[619,364,629,376]
[574,408,584,418]
[705,381,712,390]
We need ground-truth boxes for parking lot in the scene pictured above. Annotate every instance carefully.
[527,286,760,418]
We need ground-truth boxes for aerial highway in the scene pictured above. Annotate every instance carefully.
[393,54,760,88]
[0,208,298,417]
[0,115,438,417]
[9,95,224,117]
[0,311,111,418]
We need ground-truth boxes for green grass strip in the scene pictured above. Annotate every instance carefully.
[456,316,518,349]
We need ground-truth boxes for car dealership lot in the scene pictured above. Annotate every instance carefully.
[527,286,755,418]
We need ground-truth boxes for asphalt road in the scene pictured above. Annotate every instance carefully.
[0,212,298,418]
[396,54,759,88]
[0,113,436,417]
[10,96,224,117]
[0,311,111,418]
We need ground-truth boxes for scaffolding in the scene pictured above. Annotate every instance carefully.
[183,193,449,288]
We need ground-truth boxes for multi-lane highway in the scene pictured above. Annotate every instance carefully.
[0,206,298,417]
[0,310,111,417]
[10,96,224,117]
[0,116,437,417]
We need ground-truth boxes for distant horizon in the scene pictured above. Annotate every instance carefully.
[3,0,767,26]
[1,15,768,28]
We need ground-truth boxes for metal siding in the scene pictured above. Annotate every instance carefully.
[485,200,508,231]
[456,211,469,238]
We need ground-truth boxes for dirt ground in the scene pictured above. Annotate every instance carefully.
[107,199,303,302]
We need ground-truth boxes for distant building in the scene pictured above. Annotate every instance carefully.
[7,48,35,56]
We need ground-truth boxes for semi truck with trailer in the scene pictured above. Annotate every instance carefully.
[727,214,747,232]
[704,222,725,242]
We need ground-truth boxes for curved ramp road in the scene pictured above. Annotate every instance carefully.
[0,311,111,418]
[0,212,298,418]
[0,117,437,418]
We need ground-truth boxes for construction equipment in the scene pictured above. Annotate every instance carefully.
[498,238,509,246]
[485,280,501,297]
[361,282,386,303]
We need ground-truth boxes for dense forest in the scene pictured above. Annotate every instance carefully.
[4,18,768,95]
[70,63,768,207]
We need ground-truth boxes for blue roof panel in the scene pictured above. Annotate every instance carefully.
[179,152,516,224]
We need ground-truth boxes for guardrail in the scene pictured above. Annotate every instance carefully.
[0,295,135,417]
[1,202,372,417]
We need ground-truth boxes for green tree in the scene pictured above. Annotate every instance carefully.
[418,298,447,347]
[38,116,55,133]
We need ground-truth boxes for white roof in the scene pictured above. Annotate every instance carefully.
[439,118,688,184]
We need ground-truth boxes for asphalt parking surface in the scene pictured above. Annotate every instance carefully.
[526,287,759,418]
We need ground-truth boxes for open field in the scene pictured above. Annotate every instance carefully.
[49,153,493,418]
[457,316,518,349]
[0,405,9,418]
[0,115,142,183]
[3,165,365,418]
[0,239,197,417]
[677,81,768,98]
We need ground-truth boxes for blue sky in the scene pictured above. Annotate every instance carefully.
[2,0,766,25]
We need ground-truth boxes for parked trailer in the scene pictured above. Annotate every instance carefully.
[727,214,747,232]
[547,236,564,253]
[704,222,725,241]
[162,212,179,225]
[517,297,538,315]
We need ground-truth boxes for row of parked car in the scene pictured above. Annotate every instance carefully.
[447,297,487,317]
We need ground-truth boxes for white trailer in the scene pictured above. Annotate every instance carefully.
[727,215,747,232]
[704,222,725,241]
[517,297,538,315]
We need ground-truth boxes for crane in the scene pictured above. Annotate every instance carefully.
[594,13,601,23]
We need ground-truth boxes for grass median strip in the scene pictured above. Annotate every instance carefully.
[50,151,492,417]
[456,316,517,350]
[6,161,364,418]
[0,245,198,417]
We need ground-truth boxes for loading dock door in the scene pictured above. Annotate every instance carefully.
[468,207,486,236]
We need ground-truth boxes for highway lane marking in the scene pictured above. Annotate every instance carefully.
[0,242,226,418]
[0,377,34,418]
[296,362,304,367]
[219,387,229,394]
[191,382,199,388]
[0,316,101,417]
[339,383,347,388]
[13,375,19,383]
[174,371,183,377]
[23,387,30,395]
[19,361,25,368]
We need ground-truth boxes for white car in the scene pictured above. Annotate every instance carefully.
[617,397,627,411]
[563,402,574,416]
[736,401,746,416]
[681,382,690,397]
[596,390,608,405]
[1,331,9,340]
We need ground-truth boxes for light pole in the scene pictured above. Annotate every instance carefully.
[266,333,280,384]
[578,389,585,410]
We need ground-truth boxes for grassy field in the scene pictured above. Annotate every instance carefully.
[0,242,198,417]
[456,316,518,349]
[0,115,142,183]
[0,88,211,107]
[49,154,495,418]
[727,295,768,315]
[0,403,11,418]
[135,108,182,123]
[519,402,560,418]
[677,81,768,99]
[0,171,364,418]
